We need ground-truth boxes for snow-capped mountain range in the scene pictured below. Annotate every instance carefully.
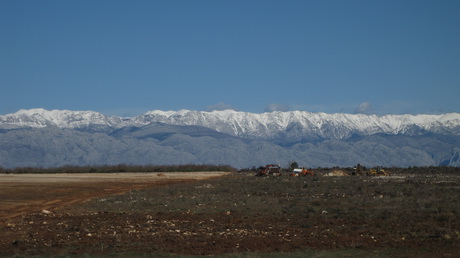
[1,108,460,168]
[2,108,460,140]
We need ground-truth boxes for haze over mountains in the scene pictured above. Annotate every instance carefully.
[1,108,460,168]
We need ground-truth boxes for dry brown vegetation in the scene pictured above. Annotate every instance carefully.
[0,166,459,257]
[0,164,235,174]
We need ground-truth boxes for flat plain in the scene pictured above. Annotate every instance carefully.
[0,172,229,219]
[1,168,459,257]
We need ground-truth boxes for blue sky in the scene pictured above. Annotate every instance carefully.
[1,0,459,116]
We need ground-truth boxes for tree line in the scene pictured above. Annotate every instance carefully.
[0,164,236,174]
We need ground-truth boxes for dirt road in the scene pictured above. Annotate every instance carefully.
[0,172,229,220]
[1,171,458,256]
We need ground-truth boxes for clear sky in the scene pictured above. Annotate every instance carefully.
[1,0,459,116]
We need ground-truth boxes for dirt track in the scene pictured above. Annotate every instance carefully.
[1,171,459,256]
[0,172,229,220]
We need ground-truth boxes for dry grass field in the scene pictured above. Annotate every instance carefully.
[0,167,459,257]
[0,172,229,219]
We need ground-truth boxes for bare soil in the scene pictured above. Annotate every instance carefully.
[1,171,459,257]
[0,172,228,219]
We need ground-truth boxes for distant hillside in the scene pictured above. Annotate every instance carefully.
[1,109,459,168]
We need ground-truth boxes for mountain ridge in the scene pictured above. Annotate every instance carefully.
[1,108,459,168]
[2,108,459,140]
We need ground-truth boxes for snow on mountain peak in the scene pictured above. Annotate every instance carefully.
[139,109,460,139]
[1,109,460,139]
[1,109,134,129]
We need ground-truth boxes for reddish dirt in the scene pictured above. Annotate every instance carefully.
[1,172,458,256]
[1,211,458,256]
[0,172,228,219]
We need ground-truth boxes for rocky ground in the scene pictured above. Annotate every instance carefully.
[1,170,459,256]
[1,210,458,256]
